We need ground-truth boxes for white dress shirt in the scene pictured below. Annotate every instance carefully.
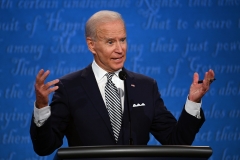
[91,60,125,112]
[34,60,201,127]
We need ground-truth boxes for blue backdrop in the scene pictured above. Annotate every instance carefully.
[0,0,240,159]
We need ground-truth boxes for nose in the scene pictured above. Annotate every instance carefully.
[115,41,123,53]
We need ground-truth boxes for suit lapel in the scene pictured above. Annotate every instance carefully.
[79,65,115,139]
[118,69,136,144]
[78,66,136,143]
[123,68,136,112]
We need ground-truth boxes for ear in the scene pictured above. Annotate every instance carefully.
[86,37,96,54]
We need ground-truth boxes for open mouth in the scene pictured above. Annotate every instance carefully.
[112,56,123,62]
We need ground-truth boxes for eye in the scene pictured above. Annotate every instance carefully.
[120,38,126,43]
[107,40,113,45]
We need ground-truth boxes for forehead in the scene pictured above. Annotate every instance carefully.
[96,20,126,39]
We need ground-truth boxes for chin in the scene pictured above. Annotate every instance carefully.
[112,64,124,71]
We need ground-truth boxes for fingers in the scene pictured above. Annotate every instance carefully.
[35,69,59,108]
[203,69,215,84]
[35,79,59,97]
[36,69,60,90]
[209,69,215,80]
[36,69,50,86]
[48,85,59,93]
[202,72,209,90]
[192,72,199,85]
[203,71,209,84]
[202,69,215,92]
[43,79,59,91]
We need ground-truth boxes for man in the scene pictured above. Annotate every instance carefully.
[30,10,215,156]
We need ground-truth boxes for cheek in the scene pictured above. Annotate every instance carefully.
[122,44,127,51]
[104,48,115,56]
[98,50,112,61]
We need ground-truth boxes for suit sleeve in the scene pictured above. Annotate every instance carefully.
[30,80,70,156]
[150,80,205,145]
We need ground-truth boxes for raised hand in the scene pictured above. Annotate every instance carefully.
[188,69,215,103]
[35,69,59,109]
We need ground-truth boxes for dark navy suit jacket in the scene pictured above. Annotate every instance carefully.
[30,64,205,156]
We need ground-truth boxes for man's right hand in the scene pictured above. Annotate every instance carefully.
[35,69,59,109]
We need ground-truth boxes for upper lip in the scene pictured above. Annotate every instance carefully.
[112,56,123,59]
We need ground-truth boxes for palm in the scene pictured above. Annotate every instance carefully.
[189,83,207,102]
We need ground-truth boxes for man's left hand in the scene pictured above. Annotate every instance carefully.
[188,69,215,103]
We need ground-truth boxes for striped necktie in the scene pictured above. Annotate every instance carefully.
[105,73,122,143]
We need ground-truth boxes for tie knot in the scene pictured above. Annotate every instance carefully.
[106,73,114,81]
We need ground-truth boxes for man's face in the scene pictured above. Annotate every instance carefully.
[88,20,127,72]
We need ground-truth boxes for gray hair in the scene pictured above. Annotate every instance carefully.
[85,10,125,40]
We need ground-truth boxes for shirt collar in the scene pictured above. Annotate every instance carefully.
[92,60,122,82]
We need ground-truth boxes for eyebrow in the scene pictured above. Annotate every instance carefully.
[105,36,126,41]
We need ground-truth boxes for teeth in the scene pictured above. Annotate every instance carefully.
[112,57,122,60]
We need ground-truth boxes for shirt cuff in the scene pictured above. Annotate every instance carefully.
[33,102,51,127]
[185,96,202,119]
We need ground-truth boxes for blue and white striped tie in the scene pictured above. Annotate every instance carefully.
[105,73,122,143]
